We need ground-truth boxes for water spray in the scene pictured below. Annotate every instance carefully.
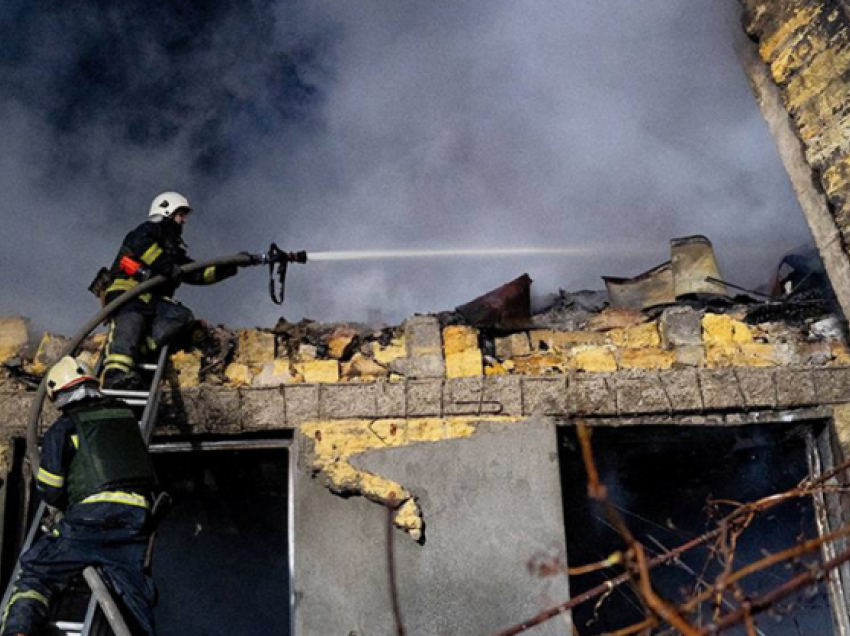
[307,246,623,262]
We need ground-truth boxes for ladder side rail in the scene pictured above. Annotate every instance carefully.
[82,345,170,636]
[140,346,169,445]
[81,567,132,636]
[0,501,49,614]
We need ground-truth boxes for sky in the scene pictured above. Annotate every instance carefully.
[0,0,815,335]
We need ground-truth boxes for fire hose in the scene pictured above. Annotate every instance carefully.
[25,245,307,475]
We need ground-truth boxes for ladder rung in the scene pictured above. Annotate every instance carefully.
[118,399,148,407]
[101,389,151,399]
[54,620,85,630]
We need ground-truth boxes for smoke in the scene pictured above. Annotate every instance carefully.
[0,0,813,334]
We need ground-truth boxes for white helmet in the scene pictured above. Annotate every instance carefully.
[148,191,192,219]
[46,356,97,401]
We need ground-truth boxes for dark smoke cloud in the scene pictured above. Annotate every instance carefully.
[0,0,814,335]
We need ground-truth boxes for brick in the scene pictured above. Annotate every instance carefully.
[442,326,478,355]
[513,353,565,375]
[495,333,531,359]
[482,375,523,416]
[702,314,754,346]
[528,330,605,352]
[320,384,378,419]
[618,348,675,370]
[608,323,661,348]
[253,359,299,387]
[199,386,241,433]
[699,370,746,410]
[157,386,205,434]
[376,381,406,417]
[775,368,818,407]
[341,354,389,381]
[0,317,28,364]
[406,379,443,417]
[674,346,705,368]
[570,346,617,373]
[234,329,275,365]
[298,360,340,384]
[569,374,618,416]
[733,368,777,409]
[404,316,445,379]
[484,359,511,376]
[443,377,486,416]
[405,355,446,379]
[657,370,702,411]
[813,368,850,403]
[446,349,483,378]
[615,375,669,414]
[372,337,406,366]
[737,343,782,367]
[404,315,442,357]
[241,387,286,431]
[169,350,202,387]
[522,377,568,416]
[224,362,254,387]
[659,307,702,348]
[285,384,320,424]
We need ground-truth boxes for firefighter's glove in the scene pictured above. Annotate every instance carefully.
[165,264,183,281]
[238,251,264,267]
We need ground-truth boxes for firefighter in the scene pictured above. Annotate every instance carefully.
[1,356,159,636]
[101,191,238,389]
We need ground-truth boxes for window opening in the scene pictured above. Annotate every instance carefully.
[559,422,834,635]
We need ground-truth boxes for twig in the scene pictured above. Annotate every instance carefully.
[485,441,850,636]
[387,494,406,636]
[702,543,850,633]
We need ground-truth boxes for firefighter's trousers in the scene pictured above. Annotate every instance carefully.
[103,296,194,380]
[1,502,156,636]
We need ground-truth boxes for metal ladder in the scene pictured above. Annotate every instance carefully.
[0,347,169,636]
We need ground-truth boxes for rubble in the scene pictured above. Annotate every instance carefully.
[0,317,28,364]
[603,235,728,310]
[4,244,850,393]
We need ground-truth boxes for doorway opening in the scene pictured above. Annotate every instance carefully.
[150,438,292,636]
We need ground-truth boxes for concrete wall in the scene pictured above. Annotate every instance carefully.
[293,417,571,636]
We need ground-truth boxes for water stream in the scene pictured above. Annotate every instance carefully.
[306,246,649,262]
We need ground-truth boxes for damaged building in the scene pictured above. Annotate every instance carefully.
[4,1,850,635]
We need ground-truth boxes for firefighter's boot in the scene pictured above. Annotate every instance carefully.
[101,368,143,391]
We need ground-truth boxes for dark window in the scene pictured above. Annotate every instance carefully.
[150,443,291,635]
[559,423,834,635]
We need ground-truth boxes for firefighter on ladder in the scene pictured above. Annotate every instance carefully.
[100,191,238,390]
[1,356,159,636]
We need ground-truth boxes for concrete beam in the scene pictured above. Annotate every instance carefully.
[3,365,849,434]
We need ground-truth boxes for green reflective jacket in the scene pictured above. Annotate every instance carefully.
[66,401,157,506]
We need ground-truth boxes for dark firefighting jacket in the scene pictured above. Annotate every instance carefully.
[105,217,237,303]
[35,398,157,511]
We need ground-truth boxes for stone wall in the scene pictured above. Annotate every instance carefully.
[742,1,850,239]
